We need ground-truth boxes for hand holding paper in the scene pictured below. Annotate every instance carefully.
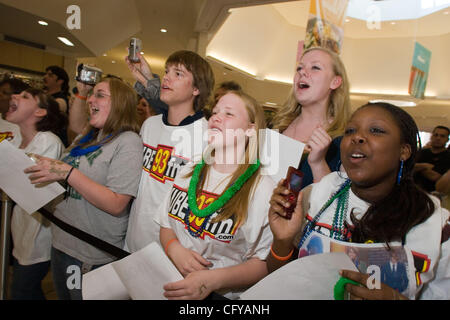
[24,153,72,184]
[0,140,65,214]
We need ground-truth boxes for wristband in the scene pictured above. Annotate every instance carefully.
[270,244,294,261]
[64,167,75,184]
[165,238,179,255]
[75,93,88,100]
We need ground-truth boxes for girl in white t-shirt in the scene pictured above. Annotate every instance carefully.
[5,88,65,299]
[268,102,449,300]
[158,90,275,300]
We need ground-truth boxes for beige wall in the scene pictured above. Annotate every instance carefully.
[0,40,64,73]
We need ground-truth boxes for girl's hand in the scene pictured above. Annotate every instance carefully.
[340,270,409,300]
[268,179,304,245]
[24,154,72,184]
[167,241,213,277]
[306,126,332,167]
[76,80,94,97]
[163,270,213,300]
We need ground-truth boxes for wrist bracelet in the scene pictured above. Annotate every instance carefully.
[75,93,87,100]
[165,238,179,255]
[270,244,294,261]
[64,167,75,184]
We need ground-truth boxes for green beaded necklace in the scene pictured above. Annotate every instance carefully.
[187,159,261,218]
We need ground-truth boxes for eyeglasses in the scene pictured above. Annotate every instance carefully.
[88,91,111,99]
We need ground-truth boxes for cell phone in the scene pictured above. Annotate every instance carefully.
[283,166,304,219]
[128,38,142,63]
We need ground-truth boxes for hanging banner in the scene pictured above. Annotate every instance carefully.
[408,42,432,99]
[304,0,349,54]
[296,40,305,68]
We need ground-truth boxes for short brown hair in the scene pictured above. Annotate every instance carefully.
[166,50,215,112]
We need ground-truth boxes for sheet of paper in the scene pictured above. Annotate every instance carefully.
[0,140,65,214]
[240,252,358,300]
[112,242,183,300]
[82,263,130,300]
[259,129,305,183]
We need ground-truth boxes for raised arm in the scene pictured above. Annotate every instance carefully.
[69,81,93,135]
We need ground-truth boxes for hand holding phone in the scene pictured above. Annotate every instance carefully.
[283,166,304,219]
[128,38,142,63]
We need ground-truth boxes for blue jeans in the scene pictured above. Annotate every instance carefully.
[10,258,50,300]
[51,247,104,300]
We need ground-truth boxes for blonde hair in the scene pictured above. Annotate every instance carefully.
[69,77,140,150]
[271,47,350,138]
[189,90,266,227]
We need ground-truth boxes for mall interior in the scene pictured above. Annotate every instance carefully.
[0,0,449,301]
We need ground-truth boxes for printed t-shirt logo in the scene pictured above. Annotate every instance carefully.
[143,144,189,183]
[167,184,239,243]
[0,131,14,143]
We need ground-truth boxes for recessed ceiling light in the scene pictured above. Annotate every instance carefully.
[103,53,107,56]
[57,37,74,46]
[111,60,116,64]
[160,28,167,33]
[38,20,48,26]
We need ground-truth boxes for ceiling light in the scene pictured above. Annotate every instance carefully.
[369,99,416,107]
[38,20,48,26]
[57,37,74,46]
[103,53,107,56]
[391,21,396,25]
[160,28,167,33]
[111,60,116,64]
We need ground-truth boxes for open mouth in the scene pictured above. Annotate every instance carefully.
[91,107,100,114]
[351,153,366,159]
[209,126,221,133]
[8,101,17,113]
[298,82,310,89]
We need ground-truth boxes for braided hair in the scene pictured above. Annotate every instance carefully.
[350,102,435,244]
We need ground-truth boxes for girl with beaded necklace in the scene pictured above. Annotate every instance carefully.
[267,102,449,300]
[157,90,275,300]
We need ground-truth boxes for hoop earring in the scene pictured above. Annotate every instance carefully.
[397,160,404,185]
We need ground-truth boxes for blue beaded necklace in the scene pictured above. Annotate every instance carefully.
[298,178,352,249]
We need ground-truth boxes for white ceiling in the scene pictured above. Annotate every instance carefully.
[0,0,449,130]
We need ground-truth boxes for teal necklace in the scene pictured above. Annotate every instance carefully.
[185,159,260,238]
[298,178,352,248]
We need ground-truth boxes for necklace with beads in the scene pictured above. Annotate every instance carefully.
[184,159,261,238]
[298,178,352,249]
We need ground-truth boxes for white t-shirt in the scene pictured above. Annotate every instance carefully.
[156,162,275,299]
[11,131,64,265]
[0,115,22,147]
[300,172,450,300]
[125,114,207,252]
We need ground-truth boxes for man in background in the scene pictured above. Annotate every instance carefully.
[414,125,450,192]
